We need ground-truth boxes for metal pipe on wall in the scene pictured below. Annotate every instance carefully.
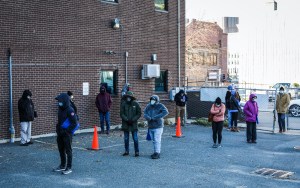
[177,0,181,87]
[7,48,15,143]
[125,51,128,83]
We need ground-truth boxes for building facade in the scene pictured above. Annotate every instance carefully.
[0,0,185,140]
[185,19,227,87]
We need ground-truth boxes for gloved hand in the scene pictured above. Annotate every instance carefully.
[127,120,133,125]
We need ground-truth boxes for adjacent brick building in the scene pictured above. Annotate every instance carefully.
[0,0,185,141]
[186,19,227,86]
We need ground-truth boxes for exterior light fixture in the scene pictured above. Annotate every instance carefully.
[274,1,277,11]
[151,54,157,63]
[112,18,120,29]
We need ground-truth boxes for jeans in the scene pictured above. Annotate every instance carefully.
[20,122,32,144]
[124,131,139,153]
[277,113,286,131]
[149,128,163,153]
[246,121,257,141]
[99,112,110,132]
[227,111,232,128]
[231,112,238,128]
[212,121,223,144]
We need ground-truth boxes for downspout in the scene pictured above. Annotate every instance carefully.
[8,48,15,143]
[125,51,128,83]
[177,0,181,87]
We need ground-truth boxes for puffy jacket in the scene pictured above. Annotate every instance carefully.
[144,95,169,129]
[120,100,141,132]
[18,90,35,122]
[95,86,112,113]
[276,93,290,113]
[174,90,188,107]
[243,94,259,122]
[210,103,226,122]
[56,93,78,135]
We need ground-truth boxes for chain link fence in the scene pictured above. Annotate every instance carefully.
[186,86,300,133]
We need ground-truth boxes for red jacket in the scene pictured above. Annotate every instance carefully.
[95,92,112,113]
[210,103,226,122]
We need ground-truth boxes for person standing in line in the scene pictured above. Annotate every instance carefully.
[144,95,169,159]
[229,90,241,132]
[95,85,112,134]
[120,91,141,157]
[276,86,290,133]
[174,89,188,126]
[243,94,259,143]
[54,93,78,175]
[225,85,233,130]
[210,97,226,148]
[67,91,79,120]
[18,90,37,146]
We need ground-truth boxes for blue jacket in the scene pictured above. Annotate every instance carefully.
[55,93,78,135]
[144,95,169,129]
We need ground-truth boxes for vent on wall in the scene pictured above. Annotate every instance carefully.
[141,64,160,79]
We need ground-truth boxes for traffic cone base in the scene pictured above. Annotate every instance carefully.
[172,117,185,138]
[87,126,102,150]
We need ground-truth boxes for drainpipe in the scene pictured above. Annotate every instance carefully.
[8,48,15,143]
[125,51,128,83]
[177,0,181,87]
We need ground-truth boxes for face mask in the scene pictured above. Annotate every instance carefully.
[215,104,221,107]
[150,100,156,105]
[58,102,63,107]
[279,91,284,94]
[71,96,74,99]
[126,97,131,102]
[252,99,256,102]
[27,96,31,99]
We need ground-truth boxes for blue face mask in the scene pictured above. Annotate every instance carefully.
[58,102,63,107]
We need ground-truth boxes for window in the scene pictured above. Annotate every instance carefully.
[100,70,118,95]
[155,70,168,92]
[102,0,118,3]
[155,0,168,11]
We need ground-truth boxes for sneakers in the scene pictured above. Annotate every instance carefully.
[252,140,257,144]
[122,152,129,156]
[20,143,29,146]
[151,152,160,159]
[217,144,222,148]
[135,152,139,157]
[106,130,110,135]
[53,165,66,172]
[212,144,218,148]
[62,168,72,175]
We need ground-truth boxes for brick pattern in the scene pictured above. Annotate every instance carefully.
[0,0,185,139]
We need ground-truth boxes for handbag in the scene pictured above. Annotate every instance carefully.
[208,112,214,122]
[146,129,151,141]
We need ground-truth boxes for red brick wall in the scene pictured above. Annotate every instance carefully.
[0,0,185,140]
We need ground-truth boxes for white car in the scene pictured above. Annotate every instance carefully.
[289,99,300,117]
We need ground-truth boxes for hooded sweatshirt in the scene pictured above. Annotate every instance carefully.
[18,90,35,122]
[174,90,188,107]
[243,93,259,122]
[95,86,112,113]
[144,95,169,129]
[56,93,78,135]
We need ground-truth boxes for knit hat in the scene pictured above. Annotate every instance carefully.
[227,85,233,90]
[67,91,73,96]
[123,91,136,100]
[215,97,222,105]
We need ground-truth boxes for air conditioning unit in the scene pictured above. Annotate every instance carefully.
[141,64,160,79]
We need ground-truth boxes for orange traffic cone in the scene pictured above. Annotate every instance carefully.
[88,126,100,150]
[172,117,185,138]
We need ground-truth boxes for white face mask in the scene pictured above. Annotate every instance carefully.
[71,96,74,99]
[279,91,284,94]
[150,100,156,105]
[27,96,31,99]
[252,99,256,102]
[126,97,131,102]
[215,104,221,107]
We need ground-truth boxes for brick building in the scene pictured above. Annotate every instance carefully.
[186,19,227,86]
[0,0,185,141]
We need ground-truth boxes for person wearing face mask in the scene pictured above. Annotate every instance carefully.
[243,94,259,143]
[54,93,78,175]
[95,85,112,134]
[144,95,169,159]
[120,91,141,157]
[18,90,37,146]
[67,91,79,120]
[276,87,290,133]
[210,97,226,148]
[174,89,188,126]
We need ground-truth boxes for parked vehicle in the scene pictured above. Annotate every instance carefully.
[289,99,300,117]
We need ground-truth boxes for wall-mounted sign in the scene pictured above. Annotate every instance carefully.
[83,82,89,95]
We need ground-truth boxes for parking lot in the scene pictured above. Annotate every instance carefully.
[1,125,300,188]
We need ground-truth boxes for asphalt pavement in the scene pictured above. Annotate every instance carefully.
[1,124,300,188]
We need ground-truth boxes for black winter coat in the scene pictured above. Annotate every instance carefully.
[18,90,35,122]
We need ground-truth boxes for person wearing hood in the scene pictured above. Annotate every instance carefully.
[243,94,259,143]
[144,95,169,159]
[228,90,241,132]
[54,93,78,175]
[276,86,290,133]
[95,85,112,134]
[18,90,37,146]
[174,89,188,126]
[210,97,226,148]
[120,91,141,157]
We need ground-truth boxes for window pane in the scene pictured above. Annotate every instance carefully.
[155,0,168,11]
[101,71,115,94]
[155,71,167,91]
